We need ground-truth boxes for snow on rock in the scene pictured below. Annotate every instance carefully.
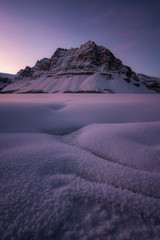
[2,72,150,94]
[1,41,154,94]
[0,94,160,240]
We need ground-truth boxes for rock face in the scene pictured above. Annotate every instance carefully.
[15,41,138,81]
[1,41,155,93]
[15,58,51,80]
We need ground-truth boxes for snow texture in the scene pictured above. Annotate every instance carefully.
[0,94,160,240]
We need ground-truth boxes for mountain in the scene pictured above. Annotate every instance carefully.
[1,41,155,93]
[137,73,160,93]
[0,72,15,91]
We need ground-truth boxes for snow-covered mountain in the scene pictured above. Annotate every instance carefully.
[137,73,160,93]
[1,41,155,93]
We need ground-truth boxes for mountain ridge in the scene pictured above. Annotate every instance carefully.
[15,41,138,80]
[1,41,158,93]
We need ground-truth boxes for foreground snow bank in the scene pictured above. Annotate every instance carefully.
[0,94,160,240]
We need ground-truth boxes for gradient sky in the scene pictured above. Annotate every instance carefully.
[0,0,160,77]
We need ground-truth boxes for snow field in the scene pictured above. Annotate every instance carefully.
[0,94,160,239]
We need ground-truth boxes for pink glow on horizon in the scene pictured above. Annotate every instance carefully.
[0,11,70,74]
[0,1,160,77]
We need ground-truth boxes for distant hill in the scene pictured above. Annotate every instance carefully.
[0,72,15,91]
[137,73,160,93]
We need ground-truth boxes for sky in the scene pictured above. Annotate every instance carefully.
[0,0,160,77]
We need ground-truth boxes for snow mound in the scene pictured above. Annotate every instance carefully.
[65,122,160,172]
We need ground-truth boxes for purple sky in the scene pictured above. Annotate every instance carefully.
[0,0,160,77]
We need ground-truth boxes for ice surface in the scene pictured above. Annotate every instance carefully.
[0,94,160,239]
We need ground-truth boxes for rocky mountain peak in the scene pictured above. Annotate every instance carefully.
[80,40,96,49]
[14,41,139,83]
[2,41,156,93]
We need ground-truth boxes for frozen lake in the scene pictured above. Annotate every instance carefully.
[0,94,160,239]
